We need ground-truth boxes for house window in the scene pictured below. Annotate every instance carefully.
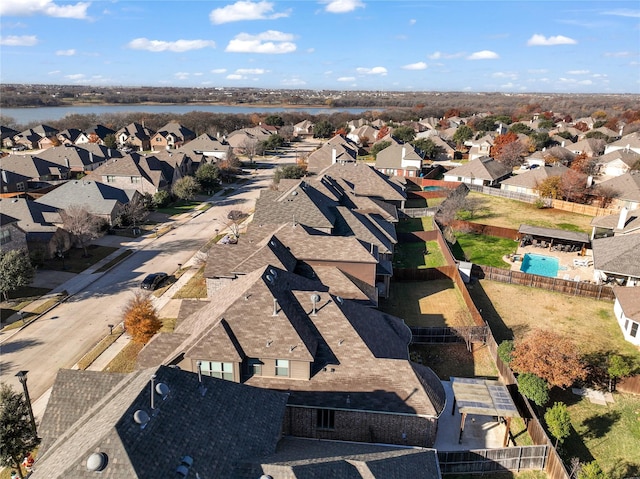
[130,176,140,184]
[199,361,233,381]
[0,229,11,245]
[106,175,116,183]
[316,409,335,430]
[156,137,162,142]
[275,359,289,377]
[630,322,639,338]
[246,358,262,377]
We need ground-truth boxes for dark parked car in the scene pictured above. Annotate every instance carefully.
[140,272,168,290]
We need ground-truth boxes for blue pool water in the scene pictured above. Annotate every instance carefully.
[423,186,448,191]
[520,253,560,277]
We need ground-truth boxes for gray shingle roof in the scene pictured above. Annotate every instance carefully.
[597,171,640,202]
[35,180,136,216]
[375,143,424,169]
[500,165,568,189]
[590,210,640,234]
[319,163,407,202]
[32,366,288,479]
[613,286,640,321]
[0,197,60,233]
[592,234,640,278]
[445,157,512,181]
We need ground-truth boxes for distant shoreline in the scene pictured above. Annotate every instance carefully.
[9,101,377,110]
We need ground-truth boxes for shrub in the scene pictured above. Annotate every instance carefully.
[518,373,549,407]
[497,340,514,365]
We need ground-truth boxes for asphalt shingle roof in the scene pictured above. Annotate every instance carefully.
[592,234,640,278]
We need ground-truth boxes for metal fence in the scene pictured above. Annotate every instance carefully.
[411,326,489,345]
[438,446,548,475]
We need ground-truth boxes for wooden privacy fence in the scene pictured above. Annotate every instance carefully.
[475,265,615,301]
[450,220,520,240]
[438,446,547,475]
[400,206,439,218]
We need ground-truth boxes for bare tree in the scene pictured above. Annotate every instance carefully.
[241,136,259,164]
[115,195,147,229]
[59,205,103,257]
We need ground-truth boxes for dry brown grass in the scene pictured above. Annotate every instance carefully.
[468,192,594,232]
[469,280,640,360]
[411,343,498,380]
[381,279,475,327]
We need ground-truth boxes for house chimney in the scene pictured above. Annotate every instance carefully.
[65,157,70,168]
[332,147,337,164]
[401,146,406,160]
[89,151,94,163]
[586,175,593,188]
[617,207,629,230]
[1,170,7,183]
[561,141,565,148]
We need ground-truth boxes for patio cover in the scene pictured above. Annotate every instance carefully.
[518,225,590,244]
[451,377,520,446]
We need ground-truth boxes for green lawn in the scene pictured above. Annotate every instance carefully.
[394,241,446,268]
[40,245,118,273]
[395,217,434,233]
[451,232,517,268]
[551,389,640,479]
[154,200,200,216]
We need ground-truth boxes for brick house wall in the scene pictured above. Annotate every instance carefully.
[283,406,438,447]
[0,223,27,253]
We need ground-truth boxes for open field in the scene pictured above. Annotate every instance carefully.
[381,279,474,327]
[467,280,640,360]
[466,192,594,232]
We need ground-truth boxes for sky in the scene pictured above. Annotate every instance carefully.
[1,0,639,94]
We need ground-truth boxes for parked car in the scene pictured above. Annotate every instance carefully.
[140,272,168,290]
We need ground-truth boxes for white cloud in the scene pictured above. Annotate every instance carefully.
[409,18,416,25]
[492,71,518,80]
[174,72,190,80]
[235,68,267,74]
[602,9,640,18]
[527,34,577,46]
[604,51,632,57]
[322,0,365,13]
[528,68,548,74]
[0,35,37,46]
[356,66,387,75]
[402,62,427,71]
[65,73,85,80]
[48,70,60,75]
[226,74,246,80]
[428,51,464,60]
[127,38,216,52]
[211,68,227,74]
[281,77,306,86]
[56,49,76,56]
[225,31,296,54]
[209,1,289,24]
[0,0,90,19]
[467,50,499,60]
[337,76,356,82]
[567,70,589,75]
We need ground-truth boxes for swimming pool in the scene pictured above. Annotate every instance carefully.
[520,253,559,277]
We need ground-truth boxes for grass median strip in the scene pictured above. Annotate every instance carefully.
[95,249,134,273]
[76,324,125,370]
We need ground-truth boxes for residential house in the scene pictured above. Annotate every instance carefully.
[347,124,379,146]
[375,143,425,178]
[13,126,59,150]
[36,144,109,174]
[306,135,359,175]
[583,126,620,141]
[176,132,231,161]
[318,161,407,209]
[115,122,154,151]
[613,286,640,347]
[35,179,140,226]
[500,165,569,196]
[592,234,640,286]
[0,125,19,148]
[465,135,494,161]
[150,121,196,151]
[83,124,116,145]
[567,138,605,158]
[57,128,84,146]
[443,157,512,187]
[0,154,70,195]
[596,149,640,177]
[225,126,272,153]
[137,265,446,448]
[596,171,640,210]
[0,212,27,253]
[604,132,640,156]
[424,135,456,161]
[84,153,171,194]
[347,118,369,131]
[293,119,314,138]
[0,197,71,258]
[590,207,640,239]
[32,365,289,478]
[34,366,441,478]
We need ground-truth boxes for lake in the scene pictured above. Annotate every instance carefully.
[1,104,371,125]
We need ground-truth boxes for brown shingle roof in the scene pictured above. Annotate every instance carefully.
[592,234,640,278]
[319,163,407,202]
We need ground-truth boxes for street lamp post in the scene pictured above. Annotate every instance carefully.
[15,371,37,439]
[108,324,114,335]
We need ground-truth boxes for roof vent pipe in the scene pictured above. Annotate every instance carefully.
[310,293,320,316]
[150,374,156,410]
[273,298,279,316]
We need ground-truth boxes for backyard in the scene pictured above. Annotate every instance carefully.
[464,192,593,232]
[468,279,640,477]
[450,232,516,268]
